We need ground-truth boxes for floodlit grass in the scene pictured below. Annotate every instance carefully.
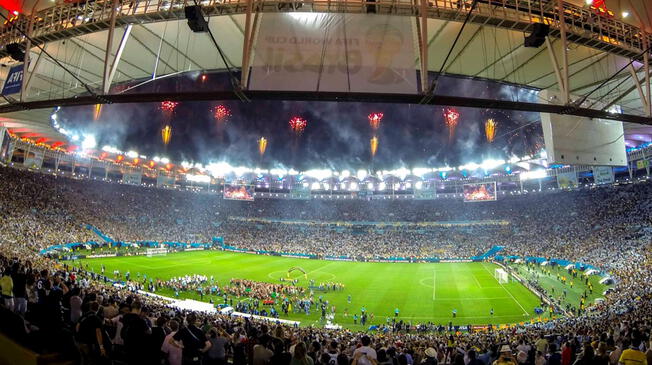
[79,251,552,329]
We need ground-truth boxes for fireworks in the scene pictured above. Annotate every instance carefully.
[443,108,460,142]
[213,105,231,122]
[258,137,268,157]
[289,116,308,135]
[370,136,379,157]
[485,118,497,143]
[161,125,172,146]
[93,104,102,121]
[368,112,384,130]
[160,101,179,113]
[160,101,178,128]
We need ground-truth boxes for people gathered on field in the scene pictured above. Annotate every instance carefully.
[0,165,651,364]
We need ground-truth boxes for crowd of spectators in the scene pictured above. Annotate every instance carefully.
[0,165,652,365]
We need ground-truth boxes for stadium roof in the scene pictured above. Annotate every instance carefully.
[0,0,651,150]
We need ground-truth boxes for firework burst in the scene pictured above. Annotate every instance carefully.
[485,118,497,143]
[289,116,308,135]
[213,105,232,123]
[368,112,384,131]
[442,108,460,142]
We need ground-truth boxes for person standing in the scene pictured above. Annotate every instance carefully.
[162,320,183,365]
[11,263,27,315]
[619,337,648,365]
[205,327,229,365]
[1,268,14,310]
[76,301,108,364]
[353,336,377,365]
[292,342,314,365]
[170,314,211,365]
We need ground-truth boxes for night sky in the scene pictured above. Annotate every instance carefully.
[57,74,543,170]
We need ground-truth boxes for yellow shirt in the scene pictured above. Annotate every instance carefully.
[0,275,13,297]
[619,348,648,365]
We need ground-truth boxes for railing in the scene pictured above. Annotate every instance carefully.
[0,0,648,60]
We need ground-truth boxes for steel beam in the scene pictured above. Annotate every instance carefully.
[104,24,133,94]
[241,0,254,89]
[646,35,651,117]
[0,90,651,125]
[556,0,569,104]
[628,63,649,113]
[419,0,428,93]
[103,0,120,95]
[545,37,566,103]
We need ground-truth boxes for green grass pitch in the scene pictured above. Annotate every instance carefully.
[78,251,546,329]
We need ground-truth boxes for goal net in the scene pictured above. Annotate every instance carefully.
[494,268,509,284]
[146,247,168,257]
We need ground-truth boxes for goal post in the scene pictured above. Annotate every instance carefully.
[494,268,509,284]
[146,247,168,257]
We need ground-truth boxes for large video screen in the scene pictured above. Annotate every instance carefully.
[223,184,255,201]
[463,182,497,202]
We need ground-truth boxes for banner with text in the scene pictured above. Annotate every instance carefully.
[290,186,311,200]
[122,172,142,185]
[557,171,578,189]
[414,189,437,200]
[156,175,176,187]
[636,160,649,170]
[2,64,24,95]
[23,149,44,168]
[250,13,417,94]
[592,166,614,185]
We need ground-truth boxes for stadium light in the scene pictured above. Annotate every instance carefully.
[350,182,358,191]
[81,135,96,150]
[357,169,367,180]
[520,169,547,181]
[270,168,287,178]
[412,168,431,177]
[415,181,423,190]
[378,182,386,191]
[233,166,251,177]
[305,169,332,180]
[127,150,139,158]
[480,159,506,170]
[367,182,373,190]
[311,182,320,190]
[186,174,210,183]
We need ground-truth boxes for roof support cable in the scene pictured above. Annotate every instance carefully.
[0,12,107,104]
[420,0,479,104]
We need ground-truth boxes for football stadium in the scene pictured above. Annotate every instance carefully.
[0,0,651,364]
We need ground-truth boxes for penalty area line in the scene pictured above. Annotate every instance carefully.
[482,263,530,317]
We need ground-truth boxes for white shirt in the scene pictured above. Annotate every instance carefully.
[354,346,377,365]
